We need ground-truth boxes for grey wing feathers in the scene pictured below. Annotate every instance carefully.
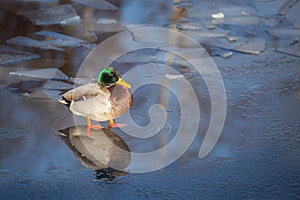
[62,83,105,101]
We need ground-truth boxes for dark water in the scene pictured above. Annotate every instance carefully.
[1,0,300,199]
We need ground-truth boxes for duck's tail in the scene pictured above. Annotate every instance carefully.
[58,96,71,108]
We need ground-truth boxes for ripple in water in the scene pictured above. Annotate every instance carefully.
[36,111,74,139]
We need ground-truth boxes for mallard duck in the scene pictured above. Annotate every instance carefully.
[59,67,132,136]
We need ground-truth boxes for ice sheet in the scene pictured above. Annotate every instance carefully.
[43,80,73,90]
[235,41,266,55]
[182,29,230,39]
[15,0,58,2]
[71,0,117,10]
[254,0,284,15]
[36,31,86,43]
[6,36,63,51]
[213,15,261,26]
[202,38,267,55]
[115,53,157,64]
[277,0,299,15]
[0,45,41,65]
[284,1,300,28]
[277,43,300,57]
[36,31,96,49]
[0,53,41,65]
[190,0,258,19]
[19,5,80,26]
[267,29,300,41]
[96,18,118,24]
[9,68,69,80]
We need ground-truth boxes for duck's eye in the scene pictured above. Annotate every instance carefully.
[109,72,116,77]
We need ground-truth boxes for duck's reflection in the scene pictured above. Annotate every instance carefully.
[59,126,130,180]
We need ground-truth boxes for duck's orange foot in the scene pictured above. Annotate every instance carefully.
[90,125,105,130]
[86,116,104,136]
[86,125,104,137]
[110,123,127,128]
[107,119,127,130]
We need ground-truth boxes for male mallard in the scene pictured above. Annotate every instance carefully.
[59,67,132,136]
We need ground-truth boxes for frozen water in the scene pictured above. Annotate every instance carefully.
[203,38,266,55]
[211,12,224,19]
[0,45,41,65]
[225,15,260,25]
[71,0,117,10]
[36,31,96,49]
[43,80,73,90]
[6,36,63,51]
[227,36,239,42]
[165,74,184,80]
[114,46,208,66]
[36,31,86,43]
[254,0,284,15]
[94,23,125,33]
[267,29,300,41]
[241,11,251,16]
[277,0,299,15]
[261,17,280,26]
[190,0,258,19]
[176,22,205,31]
[0,53,41,65]
[212,15,261,26]
[15,0,58,2]
[1,0,300,198]
[9,68,69,80]
[115,53,157,64]
[277,43,300,57]
[221,51,233,58]
[60,16,80,25]
[173,0,194,9]
[176,22,221,32]
[235,41,266,55]
[44,39,81,48]
[163,46,208,58]
[211,47,234,58]
[285,1,300,28]
[71,77,92,85]
[44,39,96,49]
[124,24,145,30]
[96,18,118,24]
[19,5,80,26]
[185,29,230,39]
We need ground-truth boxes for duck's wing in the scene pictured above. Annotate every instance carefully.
[70,92,112,120]
[62,83,106,101]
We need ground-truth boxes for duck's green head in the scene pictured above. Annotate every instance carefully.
[98,67,131,88]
